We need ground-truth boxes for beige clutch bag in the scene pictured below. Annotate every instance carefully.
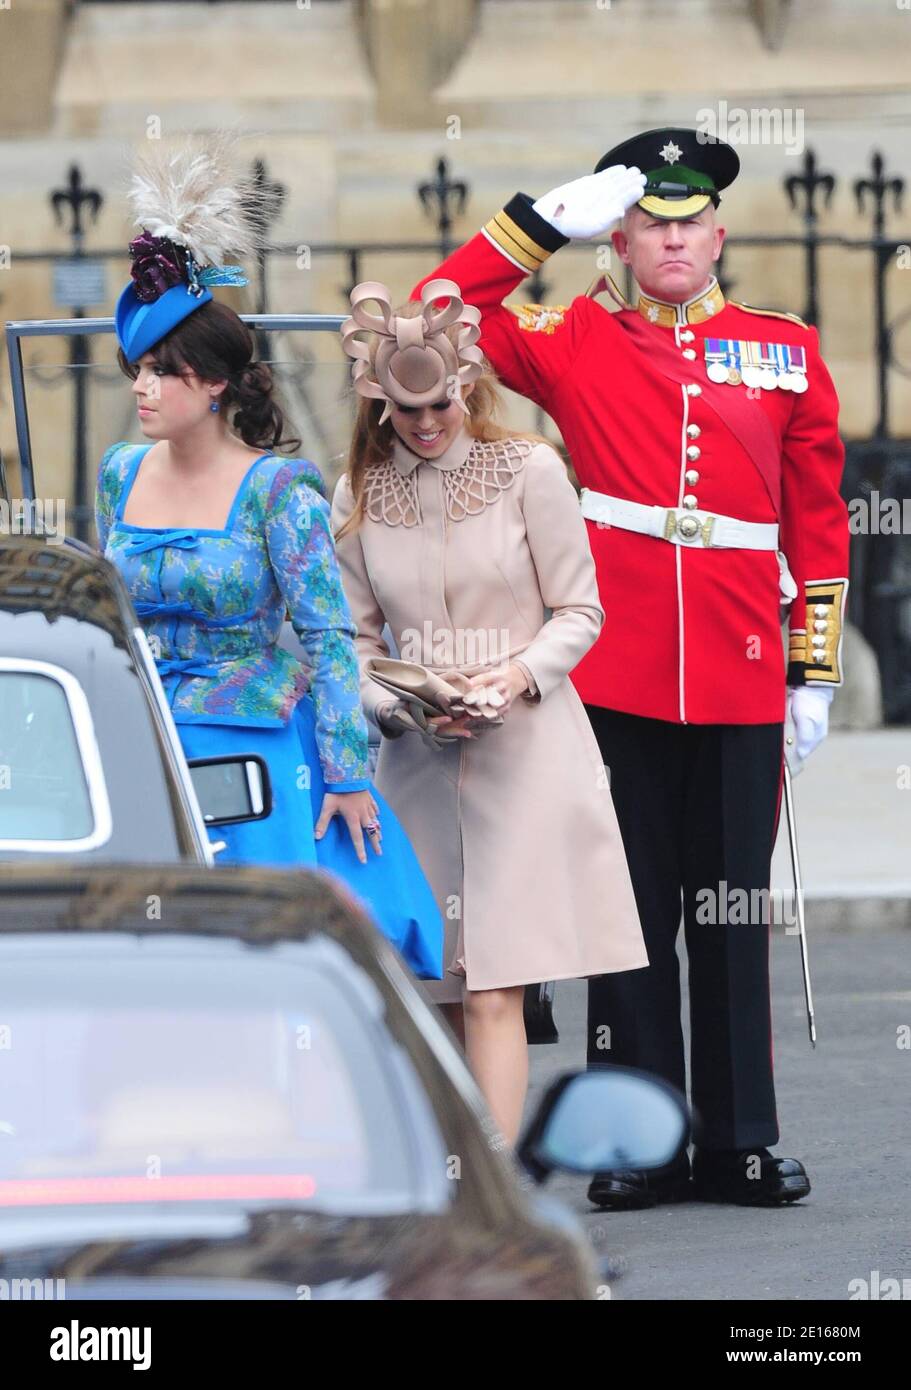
[365,657,505,723]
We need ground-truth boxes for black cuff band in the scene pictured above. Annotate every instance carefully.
[482,194,570,272]
[507,193,571,254]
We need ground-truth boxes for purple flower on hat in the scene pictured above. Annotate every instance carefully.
[128,230,190,304]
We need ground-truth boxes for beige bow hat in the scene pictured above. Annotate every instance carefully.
[341,278,484,424]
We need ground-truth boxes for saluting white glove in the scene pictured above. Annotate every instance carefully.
[532,165,647,240]
[788,686,834,762]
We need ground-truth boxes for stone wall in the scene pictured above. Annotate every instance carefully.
[2,1,909,496]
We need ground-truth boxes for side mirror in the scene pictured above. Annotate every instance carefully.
[516,1066,688,1184]
[186,754,272,827]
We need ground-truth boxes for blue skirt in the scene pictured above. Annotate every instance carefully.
[177,695,443,980]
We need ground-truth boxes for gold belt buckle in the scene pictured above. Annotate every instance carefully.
[664,509,716,546]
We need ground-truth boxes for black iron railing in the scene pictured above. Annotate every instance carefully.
[5,150,911,719]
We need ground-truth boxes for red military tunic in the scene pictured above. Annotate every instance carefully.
[413,194,849,726]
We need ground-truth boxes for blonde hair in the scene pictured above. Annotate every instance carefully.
[336,298,548,538]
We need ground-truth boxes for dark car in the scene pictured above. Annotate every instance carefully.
[0,863,686,1301]
[0,533,269,865]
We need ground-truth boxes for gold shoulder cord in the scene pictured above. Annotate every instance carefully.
[731,301,809,330]
[585,272,631,309]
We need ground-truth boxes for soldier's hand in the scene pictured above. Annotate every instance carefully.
[533,165,647,239]
[788,686,834,761]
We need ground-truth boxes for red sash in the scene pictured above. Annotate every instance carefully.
[617,311,783,516]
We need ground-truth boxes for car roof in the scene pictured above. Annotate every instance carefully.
[0,860,379,948]
[0,534,212,864]
[0,860,528,1226]
[0,536,135,672]
[0,861,511,1189]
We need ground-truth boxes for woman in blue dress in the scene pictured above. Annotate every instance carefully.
[95,138,441,979]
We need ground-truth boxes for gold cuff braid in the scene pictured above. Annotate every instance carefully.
[483,209,555,273]
[800,579,848,685]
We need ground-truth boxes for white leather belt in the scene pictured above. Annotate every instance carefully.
[579,488,780,551]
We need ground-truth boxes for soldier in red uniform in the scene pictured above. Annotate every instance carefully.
[412,128,849,1207]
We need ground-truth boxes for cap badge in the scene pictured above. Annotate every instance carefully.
[659,141,683,165]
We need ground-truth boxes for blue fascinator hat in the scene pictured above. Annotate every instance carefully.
[116,237,215,363]
[115,136,274,362]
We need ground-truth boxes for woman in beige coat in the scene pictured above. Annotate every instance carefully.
[332,280,646,1144]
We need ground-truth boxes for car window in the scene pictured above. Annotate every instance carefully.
[0,663,111,850]
[0,935,450,1216]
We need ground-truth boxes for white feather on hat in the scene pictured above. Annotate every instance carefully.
[127,133,279,268]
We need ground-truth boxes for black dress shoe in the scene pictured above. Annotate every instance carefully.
[692,1147,811,1206]
[587,1153,692,1211]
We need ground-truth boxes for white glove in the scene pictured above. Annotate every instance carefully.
[532,165,647,240]
[788,686,834,762]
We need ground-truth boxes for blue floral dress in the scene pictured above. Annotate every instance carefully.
[95,441,442,979]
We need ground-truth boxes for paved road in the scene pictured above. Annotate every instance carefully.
[525,923,911,1300]
[769,732,911,907]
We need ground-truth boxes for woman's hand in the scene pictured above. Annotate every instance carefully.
[315,789,382,864]
[463,663,530,717]
[379,699,473,741]
[426,710,478,738]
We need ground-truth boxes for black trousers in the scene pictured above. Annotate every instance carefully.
[585,706,783,1151]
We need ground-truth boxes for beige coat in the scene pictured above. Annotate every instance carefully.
[331,427,647,1001]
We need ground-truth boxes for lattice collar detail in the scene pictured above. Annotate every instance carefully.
[364,435,535,527]
[392,429,474,475]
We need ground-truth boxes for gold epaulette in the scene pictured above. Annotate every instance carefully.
[730,301,809,330]
[507,303,569,334]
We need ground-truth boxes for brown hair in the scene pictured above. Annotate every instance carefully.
[117,299,300,453]
[336,298,547,538]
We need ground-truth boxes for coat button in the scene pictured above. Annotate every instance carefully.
[814,619,828,632]
[686,383,702,397]
[814,604,828,616]
[686,445,701,461]
[682,494,698,509]
[685,469,700,486]
[682,348,697,360]
[680,330,695,343]
[686,423,701,438]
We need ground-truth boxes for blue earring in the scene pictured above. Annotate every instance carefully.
[210,400,220,413]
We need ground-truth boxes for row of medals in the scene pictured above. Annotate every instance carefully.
[706,360,808,393]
